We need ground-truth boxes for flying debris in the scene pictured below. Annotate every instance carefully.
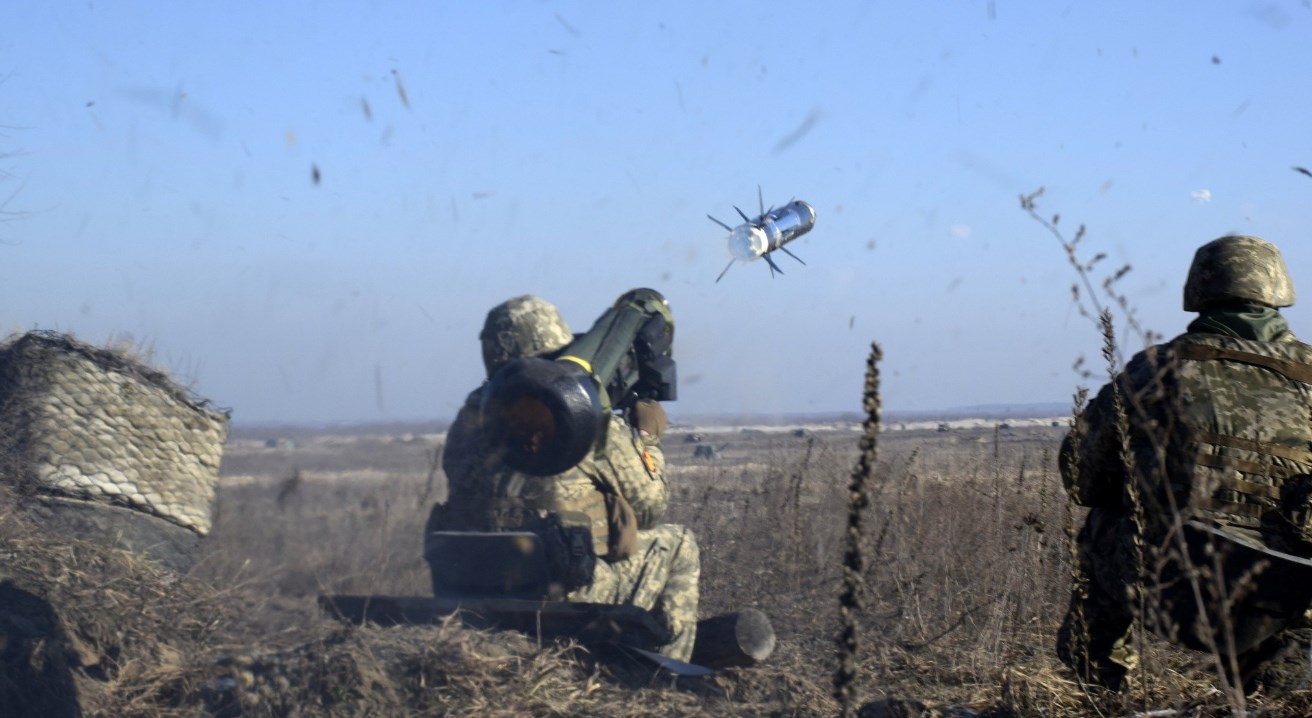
[707,188,816,282]
[391,69,411,110]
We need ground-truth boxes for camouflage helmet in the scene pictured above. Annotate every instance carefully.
[479,295,572,376]
[1183,235,1295,311]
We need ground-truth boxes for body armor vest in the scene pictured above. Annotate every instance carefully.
[1163,334,1312,548]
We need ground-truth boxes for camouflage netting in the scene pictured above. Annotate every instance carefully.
[0,331,230,535]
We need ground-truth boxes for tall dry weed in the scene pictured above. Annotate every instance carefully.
[835,342,882,717]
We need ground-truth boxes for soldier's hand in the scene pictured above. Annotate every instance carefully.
[630,400,666,439]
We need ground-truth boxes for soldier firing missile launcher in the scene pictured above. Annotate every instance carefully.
[708,187,816,282]
[323,288,777,676]
[480,288,676,476]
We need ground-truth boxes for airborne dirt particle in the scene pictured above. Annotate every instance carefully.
[391,69,411,110]
[772,108,822,154]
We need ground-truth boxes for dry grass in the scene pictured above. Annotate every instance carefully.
[7,409,1312,715]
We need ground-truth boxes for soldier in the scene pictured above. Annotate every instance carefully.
[1058,235,1312,695]
[430,295,700,661]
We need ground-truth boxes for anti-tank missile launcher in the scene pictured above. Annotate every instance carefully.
[480,288,675,476]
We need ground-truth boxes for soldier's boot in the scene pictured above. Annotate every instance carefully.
[1239,626,1312,697]
[1058,512,1140,691]
[1057,609,1136,692]
[1057,565,1138,693]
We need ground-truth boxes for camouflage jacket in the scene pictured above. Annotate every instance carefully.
[441,387,669,558]
[1062,318,1312,551]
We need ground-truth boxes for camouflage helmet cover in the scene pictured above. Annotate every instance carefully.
[479,295,573,376]
[1183,235,1295,311]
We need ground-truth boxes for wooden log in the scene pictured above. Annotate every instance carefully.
[690,608,776,668]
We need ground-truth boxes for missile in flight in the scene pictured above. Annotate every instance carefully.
[707,188,816,282]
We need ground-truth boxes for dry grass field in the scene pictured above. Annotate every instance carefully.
[190,414,1312,718]
[8,411,1312,715]
[183,416,1281,716]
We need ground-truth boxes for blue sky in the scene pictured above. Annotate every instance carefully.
[4,1,1312,423]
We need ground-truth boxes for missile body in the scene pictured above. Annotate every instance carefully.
[709,195,816,281]
[726,200,816,262]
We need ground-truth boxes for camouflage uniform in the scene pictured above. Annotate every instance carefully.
[436,296,700,661]
[1058,236,1312,694]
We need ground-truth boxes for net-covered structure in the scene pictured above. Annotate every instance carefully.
[0,331,229,538]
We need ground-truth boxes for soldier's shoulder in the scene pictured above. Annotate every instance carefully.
[452,386,486,422]
[1275,332,1312,357]
[445,385,489,447]
[1118,341,1174,377]
[1173,330,1312,362]
[1262,333,1312,363]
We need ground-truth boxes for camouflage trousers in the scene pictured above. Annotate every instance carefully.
[1058,508,1312,694]
[569,523,700,662]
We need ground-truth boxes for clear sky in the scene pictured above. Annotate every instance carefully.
[4,1,1312,424]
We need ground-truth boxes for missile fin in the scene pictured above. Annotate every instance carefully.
[715,259,735,283]
[764,253,783,276]
[758,185,764,217]
[707,214,734,232]
[734,205,751,223]
[780,246,806,265]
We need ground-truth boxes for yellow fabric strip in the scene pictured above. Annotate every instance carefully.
[558,355,593,374]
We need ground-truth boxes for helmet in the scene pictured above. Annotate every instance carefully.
[479,295,572,376]
[1183,235,1295,312]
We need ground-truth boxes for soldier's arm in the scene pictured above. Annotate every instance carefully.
[440,391,486,500]
[604,413,670,529]
[1060,378,1127,508]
